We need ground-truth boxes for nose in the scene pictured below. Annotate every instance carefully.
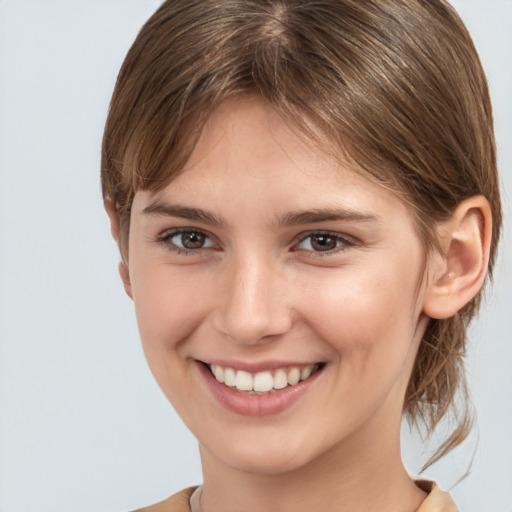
[213,253,293,345]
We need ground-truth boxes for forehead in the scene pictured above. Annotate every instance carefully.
[134,97,417,234]
[181,96,328,181]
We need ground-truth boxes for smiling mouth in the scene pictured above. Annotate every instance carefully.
[205,363,324,394]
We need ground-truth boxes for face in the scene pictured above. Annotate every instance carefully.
[126,97,432,476]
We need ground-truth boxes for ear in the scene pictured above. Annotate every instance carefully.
[104,198,120,241]
[118,261,133,299]
[104,198,133,299]
[423,195,492,320]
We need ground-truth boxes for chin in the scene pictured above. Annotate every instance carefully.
[200,428,334,477]
[224,448,312,476]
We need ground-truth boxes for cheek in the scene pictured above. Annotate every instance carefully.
[296,267,423,425]
[129,263,218,410]
[131,263,214,355]
[298,263,421,366]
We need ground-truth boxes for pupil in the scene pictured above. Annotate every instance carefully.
[311,235,336,251]
[182,232,204,249]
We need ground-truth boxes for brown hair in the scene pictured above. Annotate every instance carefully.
[101,0,502,466]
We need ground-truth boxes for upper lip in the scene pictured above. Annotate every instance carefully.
[198,359,325,373]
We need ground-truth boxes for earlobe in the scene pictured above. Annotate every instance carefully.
[105,198,133,300]
[423,195,492,320]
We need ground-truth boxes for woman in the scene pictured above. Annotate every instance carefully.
[101,1,501,510]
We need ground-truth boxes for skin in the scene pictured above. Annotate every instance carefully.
[111,96,491,512]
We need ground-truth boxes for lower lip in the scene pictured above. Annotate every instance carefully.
[197,363,323,417]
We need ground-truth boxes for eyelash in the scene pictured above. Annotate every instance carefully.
[156,228,217,256]
[155,229,356,257]
[293,231,356,256]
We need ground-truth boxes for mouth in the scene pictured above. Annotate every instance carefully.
[205,362,325,394]
[198,360,326,416]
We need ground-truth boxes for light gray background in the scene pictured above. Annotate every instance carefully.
[0,1,510,511]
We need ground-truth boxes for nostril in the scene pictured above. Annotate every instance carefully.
[213,310,292,345]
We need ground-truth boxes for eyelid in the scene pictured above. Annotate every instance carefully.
[155,227,218,254]
[154,227,357,257]
[292,230,357,255]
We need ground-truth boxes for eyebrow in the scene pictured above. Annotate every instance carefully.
[276,208,379,227]
[141,201,225,226]
[141,201,379,227]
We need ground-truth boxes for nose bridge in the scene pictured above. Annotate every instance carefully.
[215,250,291,344]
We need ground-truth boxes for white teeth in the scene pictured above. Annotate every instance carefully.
[209,363,319,393]
[287,367,301,386]
[253,371,274,393]
[235,370,253,391]
[300,366,312,381]
[224,367,236,387]
[273,369,288,390]
[211,365,224,383]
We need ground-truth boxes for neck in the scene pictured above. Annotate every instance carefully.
[198,411,426,512]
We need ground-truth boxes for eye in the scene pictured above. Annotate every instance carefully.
[295,232,354,253]
[158,229,215,252]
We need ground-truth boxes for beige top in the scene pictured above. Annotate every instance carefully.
[134,480,458,512]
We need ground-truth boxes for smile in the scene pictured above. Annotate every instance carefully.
[199,360,326,416]
[207,363,323,394]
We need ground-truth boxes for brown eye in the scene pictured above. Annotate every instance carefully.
[162,229,214,251]
[309,234,338,251]
[296,232,353,254]
[180,231,206,249]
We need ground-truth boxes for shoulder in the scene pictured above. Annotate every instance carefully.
[131,487,197,512]
[415,480,458,512]
[129,482,456,512]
